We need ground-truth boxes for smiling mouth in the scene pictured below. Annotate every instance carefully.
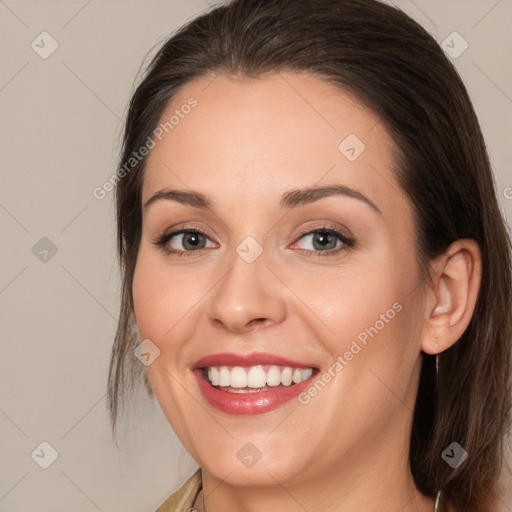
[203,365,315,393]
[192,352,320,414]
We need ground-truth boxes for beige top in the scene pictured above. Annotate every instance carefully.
[155,468,202,512]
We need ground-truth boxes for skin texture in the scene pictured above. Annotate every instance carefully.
[132,72,481,512]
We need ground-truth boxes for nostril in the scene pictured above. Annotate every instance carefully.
[249,318,269,326]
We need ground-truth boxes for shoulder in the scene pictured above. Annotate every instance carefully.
[154,468,202,512]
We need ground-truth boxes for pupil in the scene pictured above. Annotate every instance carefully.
[184,233,204,250]
[314,232,335,250]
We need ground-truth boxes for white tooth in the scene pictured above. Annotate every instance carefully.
[292,368,302,384]
[219,366,230,386]
[230,366,247,388]
[208,367,219,386]
[301,368,313,382]
[266,365,281,386]
[247,366,267,388]
[281,367,293,386]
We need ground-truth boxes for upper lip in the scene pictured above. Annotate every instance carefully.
[193,352,316,369]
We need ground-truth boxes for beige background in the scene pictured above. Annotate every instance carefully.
[1,1,511,510]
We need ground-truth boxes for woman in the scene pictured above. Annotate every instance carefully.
[107,0,512,510]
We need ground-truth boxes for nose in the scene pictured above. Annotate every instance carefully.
[206,245,286,334]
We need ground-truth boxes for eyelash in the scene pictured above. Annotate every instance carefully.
[152,225,355,259]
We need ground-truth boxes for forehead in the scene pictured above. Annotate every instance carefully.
[141,72,405,215]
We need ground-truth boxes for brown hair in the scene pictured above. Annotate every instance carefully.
[107,0,512,509]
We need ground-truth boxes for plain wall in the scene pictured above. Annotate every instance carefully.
[1,1,511,510]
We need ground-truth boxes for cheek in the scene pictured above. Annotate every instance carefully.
[132,257,166,340]
[294,255,424,411]
[132,250,202,342]
[131,253,200,434]
[289,250,419,352]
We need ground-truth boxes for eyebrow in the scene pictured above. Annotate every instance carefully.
[143,184,381,215]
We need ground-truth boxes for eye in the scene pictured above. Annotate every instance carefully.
[153,229,216,255]
[153,225,354,258]
[292,226,354,256]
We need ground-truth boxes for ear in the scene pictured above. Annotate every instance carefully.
[421,239,482,355]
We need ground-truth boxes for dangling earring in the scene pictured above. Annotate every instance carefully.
[434,333,440,376]
[434,335,441,510]
[435,489,441,511]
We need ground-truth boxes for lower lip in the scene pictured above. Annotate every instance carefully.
[193,369,316,415]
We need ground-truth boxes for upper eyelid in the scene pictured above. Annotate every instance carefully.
[159,222,217,240]
[160,219,350,237]
[162,225,346,239]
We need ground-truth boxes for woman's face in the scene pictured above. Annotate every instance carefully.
[133,72,427,487]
